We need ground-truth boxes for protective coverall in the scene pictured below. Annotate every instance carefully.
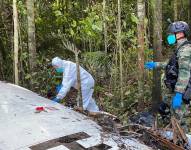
[52,57,99,112]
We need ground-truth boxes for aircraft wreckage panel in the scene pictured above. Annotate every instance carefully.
[0,81,151,150]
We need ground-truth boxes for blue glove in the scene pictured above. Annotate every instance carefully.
[144,62,157,70]
[172,92,183,109]
[52,97,61,103]
[56,84,62,93]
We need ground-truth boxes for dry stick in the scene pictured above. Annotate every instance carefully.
[75,52,83,108]
[123,123,151,131]
[120,131,142,138]
[171,117,189,146]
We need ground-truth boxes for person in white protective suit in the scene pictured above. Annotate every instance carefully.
[51,57,99,112]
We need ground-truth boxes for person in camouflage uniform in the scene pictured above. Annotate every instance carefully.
[145,21,191,132]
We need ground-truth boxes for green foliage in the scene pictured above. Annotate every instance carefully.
[82,51,110,80]
[2,0,191,124]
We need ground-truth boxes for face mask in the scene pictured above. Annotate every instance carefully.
[167,34,176,45]
[56,68,64,73]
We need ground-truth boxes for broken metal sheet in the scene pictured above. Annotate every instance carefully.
[0,81,152,150]
[47,146,70,150]
[76,135,101,148]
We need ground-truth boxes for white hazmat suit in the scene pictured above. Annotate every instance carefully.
[52,57,99,112]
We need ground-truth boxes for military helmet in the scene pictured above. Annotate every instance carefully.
[167,21,190,36]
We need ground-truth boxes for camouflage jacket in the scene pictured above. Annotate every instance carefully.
[156,40,191,93]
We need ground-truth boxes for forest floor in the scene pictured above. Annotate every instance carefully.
[47,87,191,149]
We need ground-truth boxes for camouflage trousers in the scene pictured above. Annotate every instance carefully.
[161,73,191,133]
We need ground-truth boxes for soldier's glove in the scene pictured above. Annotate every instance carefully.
[144,62,156,70]
[172,92,183,109]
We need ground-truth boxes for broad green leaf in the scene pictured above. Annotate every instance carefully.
[25,74,32,79]
[72,20,77,28]
[131,13,138,24]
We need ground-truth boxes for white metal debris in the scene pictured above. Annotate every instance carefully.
[0,81,152,150]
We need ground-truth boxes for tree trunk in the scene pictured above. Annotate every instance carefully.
[0,1,4,80]
[117,0,123,106]
[0,45,4,80]
[152,0,163,113]
[26,0,36,74]
[188,0,191,26]
[0,39,5,80]
[145,0,151,47]
[174,0,178,21]
[103,0,108,53]
[137,0,145,104]
[13,0,19,85]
